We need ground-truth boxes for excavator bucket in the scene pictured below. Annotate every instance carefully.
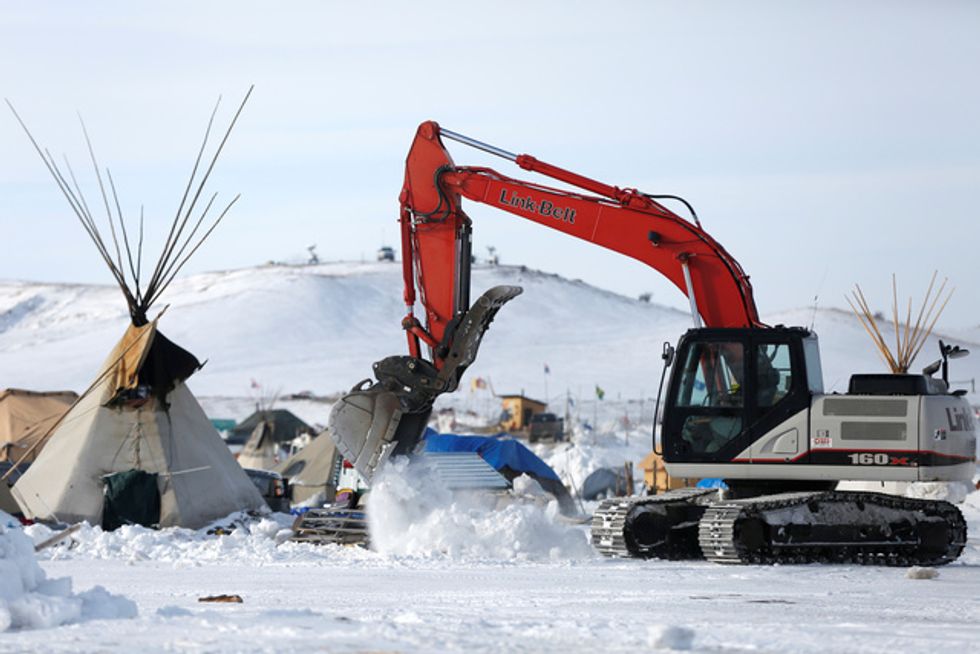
[328,285,522,481]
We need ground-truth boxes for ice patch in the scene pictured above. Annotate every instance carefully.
[0,510,136,632]
[368,457,592,561]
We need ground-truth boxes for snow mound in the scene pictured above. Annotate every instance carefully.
[368,458,593,561]
[647,625,695,650]
[904,481,972,504]
[24,512,352,566]
[0,511,136,632]
[906,567,939,580]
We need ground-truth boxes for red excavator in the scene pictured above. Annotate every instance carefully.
[329,121,974,565]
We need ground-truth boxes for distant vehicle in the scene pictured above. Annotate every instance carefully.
[243,468,290,513]
[377,246,395,262]
[528,412,564,443]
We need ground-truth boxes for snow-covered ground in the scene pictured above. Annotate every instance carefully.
[2,262,978,408]
[2,262,979,652]
[0,489,975,653]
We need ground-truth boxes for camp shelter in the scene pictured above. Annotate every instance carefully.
[12,321,267,529]
[8,87,265,529]
[638,451,696,494]
[498,394,548,431]
[423,428,576,514]
[237,419,283,471]
[273,431,340,506]
[0,389,77,463]
[228,409,313,447]
[581,466,631,501]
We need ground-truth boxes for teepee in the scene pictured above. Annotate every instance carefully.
[7,90,266,529]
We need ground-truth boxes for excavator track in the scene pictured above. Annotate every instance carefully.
[698,491,967,566]
[591,488,719,559]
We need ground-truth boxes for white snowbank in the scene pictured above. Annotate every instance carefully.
[648,625,695,650]
[368,458,593,561]
[23,512,349,566]
[0,511,136,632]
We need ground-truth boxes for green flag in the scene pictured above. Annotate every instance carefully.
[595,384,605,400]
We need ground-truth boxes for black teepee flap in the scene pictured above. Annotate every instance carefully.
[139,330,202,398]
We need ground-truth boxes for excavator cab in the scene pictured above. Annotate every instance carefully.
[662,327,819,465]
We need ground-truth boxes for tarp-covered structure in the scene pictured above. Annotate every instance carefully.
[228,409,313,447]
[273,431,340,506]
[0,389,77,463]
[13,321,266,529]
[423,428,575,514]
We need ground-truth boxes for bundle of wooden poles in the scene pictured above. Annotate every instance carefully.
[846,272,954,374]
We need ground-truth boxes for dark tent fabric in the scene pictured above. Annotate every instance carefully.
[137,330,202,401]
[422,428,575,514]
[581,466,629,500]
[102,469,161,530]
[228,410,312,446]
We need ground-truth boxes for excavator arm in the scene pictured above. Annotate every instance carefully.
[330,121,762,480]
[399,120,761,367]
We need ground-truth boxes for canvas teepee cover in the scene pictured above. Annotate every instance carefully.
[12,321,266,528]
[0,388,77,463]
[273,431,340,505]
[237,419,281,470]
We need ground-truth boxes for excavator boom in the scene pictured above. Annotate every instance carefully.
[399,121,761,366]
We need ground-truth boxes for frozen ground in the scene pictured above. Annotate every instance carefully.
[0,488,975,652]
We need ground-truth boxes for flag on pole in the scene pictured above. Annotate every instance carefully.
[544,363,550,375]
[595,385,605,400]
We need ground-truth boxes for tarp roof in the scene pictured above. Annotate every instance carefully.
[423,429,559,482]
[422,428,575,515]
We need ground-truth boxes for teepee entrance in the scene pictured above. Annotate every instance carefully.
[102,470,161,530]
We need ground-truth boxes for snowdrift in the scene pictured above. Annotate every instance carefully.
[0,511,135,631]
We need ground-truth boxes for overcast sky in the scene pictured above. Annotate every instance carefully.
[2,1,978,327]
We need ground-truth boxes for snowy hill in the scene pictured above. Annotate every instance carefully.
[1,262,978,407]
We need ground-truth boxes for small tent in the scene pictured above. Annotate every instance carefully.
[9,89,265,529]
[237,419,283,471]
[228,409,313,447]
[273,431,340,506]
[0,389,77,463]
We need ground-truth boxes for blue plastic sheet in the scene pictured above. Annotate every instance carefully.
[422,428,561,481]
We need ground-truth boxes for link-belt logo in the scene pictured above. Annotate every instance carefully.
[946,406,974,432]
[498,189,576,224]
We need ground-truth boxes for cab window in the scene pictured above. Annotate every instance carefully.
[757,343,793,407]
[674,341,744,408]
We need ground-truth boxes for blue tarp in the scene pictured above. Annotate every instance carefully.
[696,478,729,489]
[422,428,560,481]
